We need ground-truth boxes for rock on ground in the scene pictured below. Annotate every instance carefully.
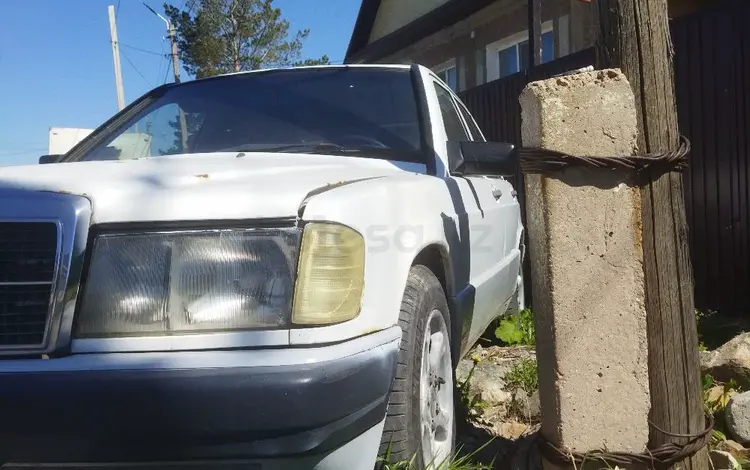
[727,391,750,444]
[702,332,750,389]
[716,440,750,461]
[455,345,542,468]
[456,345,536,406]
[457,422,541,470]
[710,450,741,470]
[456,345,539,439]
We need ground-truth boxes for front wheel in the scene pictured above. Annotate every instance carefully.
[379,265,455,468]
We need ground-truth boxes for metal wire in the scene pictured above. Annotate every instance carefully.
[537,412,713,469]
[518,135,691,175]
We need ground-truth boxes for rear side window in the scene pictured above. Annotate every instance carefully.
[434,84,469,142]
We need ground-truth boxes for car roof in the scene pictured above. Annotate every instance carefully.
[183,63,414,85]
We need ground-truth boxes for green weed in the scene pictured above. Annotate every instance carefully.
[503,358,538,396]
[495,308,535,347]
[503,358,539,420]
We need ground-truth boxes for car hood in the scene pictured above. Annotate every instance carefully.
[0,153,423,224]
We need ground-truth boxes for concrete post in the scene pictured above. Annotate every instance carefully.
[519,69,650,463]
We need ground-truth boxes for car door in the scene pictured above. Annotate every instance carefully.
[454,97,521,278]
[431,81,519,349]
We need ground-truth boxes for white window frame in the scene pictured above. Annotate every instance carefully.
[433,58,458,91]
[485,20,554,82]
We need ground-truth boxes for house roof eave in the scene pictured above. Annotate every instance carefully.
[345,0,498,64]
[345,0,383,63]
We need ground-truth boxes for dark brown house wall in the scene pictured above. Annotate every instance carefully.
[375,0,594,90]
[668,0,723,17]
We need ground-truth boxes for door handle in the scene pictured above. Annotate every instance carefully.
[492,188,502,199]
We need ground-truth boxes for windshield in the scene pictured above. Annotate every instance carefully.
[74,67,425,164]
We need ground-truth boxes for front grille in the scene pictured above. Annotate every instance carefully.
[0,222,58,347]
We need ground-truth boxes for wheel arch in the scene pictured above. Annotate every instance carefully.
[410,244,464,366]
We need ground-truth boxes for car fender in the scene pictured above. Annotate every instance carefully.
[293,173,464,346]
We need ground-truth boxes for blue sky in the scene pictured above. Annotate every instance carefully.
[0,0,360,166]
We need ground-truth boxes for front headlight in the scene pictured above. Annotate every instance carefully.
[75,228,299,338]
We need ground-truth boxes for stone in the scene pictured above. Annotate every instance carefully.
[497,421,530,440]
[456,346,537,409]
[716,440,750,461]
[702,333,750,389]
[726,391,750,444]
[512,390,541,421]
[519,68,650,458]
[710,450,740,470]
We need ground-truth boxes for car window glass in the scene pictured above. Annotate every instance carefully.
[77,69,424,164]
[85,104,205,160]
[456,101,485,142]
[433,83,469,142]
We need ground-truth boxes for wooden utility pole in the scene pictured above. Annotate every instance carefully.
[144,2,188,150]
[527,0,542,68]
[593,2,709,470]
[167,24,182,84]
[166,23,188,150]
[108,5,126,111]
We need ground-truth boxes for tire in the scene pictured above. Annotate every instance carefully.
[378,265,456,468]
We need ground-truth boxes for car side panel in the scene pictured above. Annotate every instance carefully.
[424,68,521,350]
[461,175,521,346]
[295,173,471,346]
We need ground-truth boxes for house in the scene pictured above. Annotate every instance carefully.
[344,0,750,320]
[344,0,722,92]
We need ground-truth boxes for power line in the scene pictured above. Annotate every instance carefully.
[163,55,173,84]
[121,50,152,87]
[154,39,168,84]
[115,0,121,18]
[120,42,166,57]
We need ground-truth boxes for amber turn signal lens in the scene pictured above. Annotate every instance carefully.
[292,223,365,325]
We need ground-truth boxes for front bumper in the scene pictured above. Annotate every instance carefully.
[0,327,400,466]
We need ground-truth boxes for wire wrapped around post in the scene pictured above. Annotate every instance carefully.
[537,413,714,469]
[518,135,691,175]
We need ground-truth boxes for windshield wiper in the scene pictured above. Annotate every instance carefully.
[223,142,366,154]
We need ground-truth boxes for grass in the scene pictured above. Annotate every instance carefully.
[503,358,539,421]
[503,358,538,396]
[378,442,495,470]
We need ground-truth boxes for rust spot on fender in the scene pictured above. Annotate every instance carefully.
[359,327,381,336]
[195,174,209,179]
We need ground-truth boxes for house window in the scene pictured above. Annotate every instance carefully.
[434,59,458,92]
[486,21,555,82]
[497,31,554,77]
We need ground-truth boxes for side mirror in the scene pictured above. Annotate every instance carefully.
[39,154,62,164]
[447,141,517,177]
